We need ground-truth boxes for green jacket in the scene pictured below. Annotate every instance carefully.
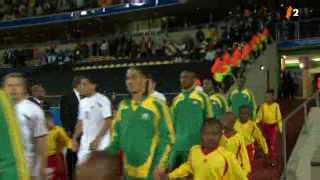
[227,88,257,118]
[171,87,213,151]
[209,93,228,120]
[106,96,175,179]
[0,90,30,180]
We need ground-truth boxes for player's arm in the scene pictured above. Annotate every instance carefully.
[72,121,83,146]
[253,124,268,155]
[240,137,251,176]
[276,104,283,133]
[34,109,48,179]
[35,135,48,179]
[72,100,85,150]
[249,91,257,118]
[105,101,125,155]
[168,162,192,179]
[90,98,113,150]
[168,151,192,179]
[156,102,176,169]
[58,127,73,149]
[204,93,214,118]
[255,104,263,123]
[226,152,248,180]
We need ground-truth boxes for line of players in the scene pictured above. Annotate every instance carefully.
[1,67,282,180]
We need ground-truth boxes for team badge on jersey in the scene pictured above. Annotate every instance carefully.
[142,113,149,120]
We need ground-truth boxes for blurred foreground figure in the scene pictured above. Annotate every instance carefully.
[76,151,120,180]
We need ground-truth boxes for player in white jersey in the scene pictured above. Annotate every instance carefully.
[147,73,167,103]
[3,73,48,180]
[72,77,113,164]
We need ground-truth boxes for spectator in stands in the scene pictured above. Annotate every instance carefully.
[29,83,50,110]
[105,67,174,179]
[60,76,84,180]
[80,42,90,59]
[227,77,257,118]
[91,41,98,56]
[170,70,213,169]
[203,77,228,120]
[100,40,109,56]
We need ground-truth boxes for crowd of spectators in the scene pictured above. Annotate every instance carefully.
[0,6,273,68]
[0,0,129,21]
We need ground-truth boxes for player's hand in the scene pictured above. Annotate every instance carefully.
[89,138,101,151]
[72,139,79,152]
[153,166,166,180]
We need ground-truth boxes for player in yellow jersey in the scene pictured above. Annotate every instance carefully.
[256,90,282,166]
[165,120,247,180]
[46,112,73,180]
[235,106,268,172]
[220,112,251,176]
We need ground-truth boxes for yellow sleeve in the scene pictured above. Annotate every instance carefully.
[225,152,248,180]
[204,93,214,118]
[168,162,192,179]
[168,151,192,179]
[256,105,263,123]
[57,127,73,149]
[276,104,282,133]
[253,124,268,154]
[239,137,251,175]
[158,102,176,168]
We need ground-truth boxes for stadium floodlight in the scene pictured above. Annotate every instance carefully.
[299,62,304,69]
[313,58,320,62]
[80,11,87,16]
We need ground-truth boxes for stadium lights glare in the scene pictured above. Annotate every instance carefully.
[285,59,300,64]
[313,58,320,62]
[299,63,304,69]
[80,11,87,16]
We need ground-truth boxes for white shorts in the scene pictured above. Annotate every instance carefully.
[77,132,110,165]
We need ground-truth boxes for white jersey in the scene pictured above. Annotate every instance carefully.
[151,91,167,103]
[77,93,112,163]
[15,99,48,177]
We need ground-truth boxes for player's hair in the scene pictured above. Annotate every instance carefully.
[44,111,54,121]
[72,75,87,88]
[201,119,223,134]
[266,89,275,95]
[222,112,236,119]
[2,72,27,87]
[239,105,250,112]
[127,67,150,96]
[181,70,196,78]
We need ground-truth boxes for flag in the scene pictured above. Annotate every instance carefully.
[0,90,30,180]
[231,48,242,67]
[223,51,232,65]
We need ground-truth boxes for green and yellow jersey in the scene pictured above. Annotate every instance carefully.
[0,90,30,180]
[227,88,257,118]
[171,87,213,152]
[209,93,228,120]
[106,95,175,179]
